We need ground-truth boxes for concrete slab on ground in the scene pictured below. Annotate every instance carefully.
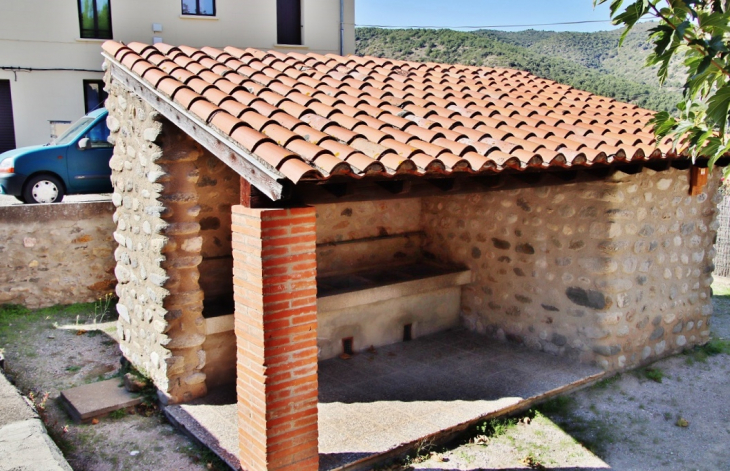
[164,387,239,471]
[60,378,142,423]
[166,329,604,471]
[0,371,72,471]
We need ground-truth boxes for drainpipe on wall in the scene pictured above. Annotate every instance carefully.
[340,0,345,55]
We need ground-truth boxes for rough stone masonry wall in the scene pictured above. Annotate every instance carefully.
[196,157,239,306]
[422,167,721,370]
[106,74,212,404]
[316,199,423,274]
[0,202,116,308]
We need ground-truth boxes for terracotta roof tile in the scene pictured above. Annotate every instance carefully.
[103,40,700,181]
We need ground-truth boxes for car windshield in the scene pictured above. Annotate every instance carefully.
[51,117,95,146]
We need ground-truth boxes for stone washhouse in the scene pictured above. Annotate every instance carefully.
[101,40,724,471]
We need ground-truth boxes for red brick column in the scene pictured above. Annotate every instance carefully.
[231,206,318,471]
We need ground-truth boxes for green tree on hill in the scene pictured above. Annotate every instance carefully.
[596,0,730,171]
[356,26,682,113]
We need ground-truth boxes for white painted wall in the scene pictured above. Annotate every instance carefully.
[0,0,355,148]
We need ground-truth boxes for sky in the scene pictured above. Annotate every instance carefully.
[355,0,617,33]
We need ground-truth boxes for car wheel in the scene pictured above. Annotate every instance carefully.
[23,174,65,204]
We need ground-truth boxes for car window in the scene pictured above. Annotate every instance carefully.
[54,117,94,146]
[86,120,112,148]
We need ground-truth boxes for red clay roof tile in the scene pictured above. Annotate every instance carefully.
[103,40,698,181]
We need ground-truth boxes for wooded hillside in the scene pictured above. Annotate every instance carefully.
[356,23,684,112]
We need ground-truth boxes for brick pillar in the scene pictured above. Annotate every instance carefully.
[231,206,319,471]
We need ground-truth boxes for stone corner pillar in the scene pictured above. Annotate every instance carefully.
[231,205,319,471]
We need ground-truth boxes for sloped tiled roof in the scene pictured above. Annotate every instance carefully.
[102,40,675,184]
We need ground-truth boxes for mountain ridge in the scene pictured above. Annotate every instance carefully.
[355,22,684,113]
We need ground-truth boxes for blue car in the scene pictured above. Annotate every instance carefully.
[0,108,113,204]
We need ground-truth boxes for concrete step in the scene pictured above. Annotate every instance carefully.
[60,378,142,423]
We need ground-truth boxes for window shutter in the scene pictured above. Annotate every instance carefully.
[277,0,302,45]
[0,80,16,153]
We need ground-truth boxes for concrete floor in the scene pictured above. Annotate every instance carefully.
[165,328,603,471]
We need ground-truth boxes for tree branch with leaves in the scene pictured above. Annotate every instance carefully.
[595,0,730,173]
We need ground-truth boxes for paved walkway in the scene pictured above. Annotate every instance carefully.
[166,329,603,471]
[0,367,72,471]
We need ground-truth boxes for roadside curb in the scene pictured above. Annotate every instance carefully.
[0,363,73,471]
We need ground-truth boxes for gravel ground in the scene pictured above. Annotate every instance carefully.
[0,304,224,471]
[1,282,729,471]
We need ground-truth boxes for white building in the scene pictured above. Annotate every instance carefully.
[0,0,355,151]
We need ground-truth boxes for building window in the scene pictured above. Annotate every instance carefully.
[277,0,302,45]
[83,80,108,113]
[85,120,112,148]
[182,0,215,16]
[78,0,112,39]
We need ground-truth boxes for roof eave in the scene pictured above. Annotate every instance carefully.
[104,53,287,201]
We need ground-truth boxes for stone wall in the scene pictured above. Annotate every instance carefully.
[422,167,720,370]
[0,202,116,308]
[107,74,211,403]
[316,199,423,274]
[196,156,239,309]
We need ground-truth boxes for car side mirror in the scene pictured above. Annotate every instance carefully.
[77,138,91,150]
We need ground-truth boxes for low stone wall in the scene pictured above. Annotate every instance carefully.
[0,202,116,308]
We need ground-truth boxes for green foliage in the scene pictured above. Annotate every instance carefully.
[643,367,664,382]
[475,417,518,437]
[180,444,230,470]
[108,408,127,420]
[0,304,31,318]
[595,0,730,172]
[700,338,730,355]
[356,25,682,113]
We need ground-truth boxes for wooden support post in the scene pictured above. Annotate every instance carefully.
[690,166,708,196]
[241,177,252,208]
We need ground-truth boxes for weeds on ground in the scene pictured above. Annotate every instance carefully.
[108,408,128,420]
[476,417,519,438]
[180,444,232,471]
[522,452,546,470]
[642,367,664,383]
[683,338,730,364]
[593,374,621,390]
[27,390,75,455]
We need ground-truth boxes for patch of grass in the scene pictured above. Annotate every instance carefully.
[475,417,518,437]
[643,367,664,383]
[682,339,730,364]
[0,304,31,318]
[108,408,127,420]
[593,374,621,390]
[65,365,81,373]
[701,339,730,355]
[180,444,231,471]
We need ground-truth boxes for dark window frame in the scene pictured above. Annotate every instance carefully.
[83,79,108,113]
[277,0,303,45]
[181,0,216,16]
[77,0,113,39]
